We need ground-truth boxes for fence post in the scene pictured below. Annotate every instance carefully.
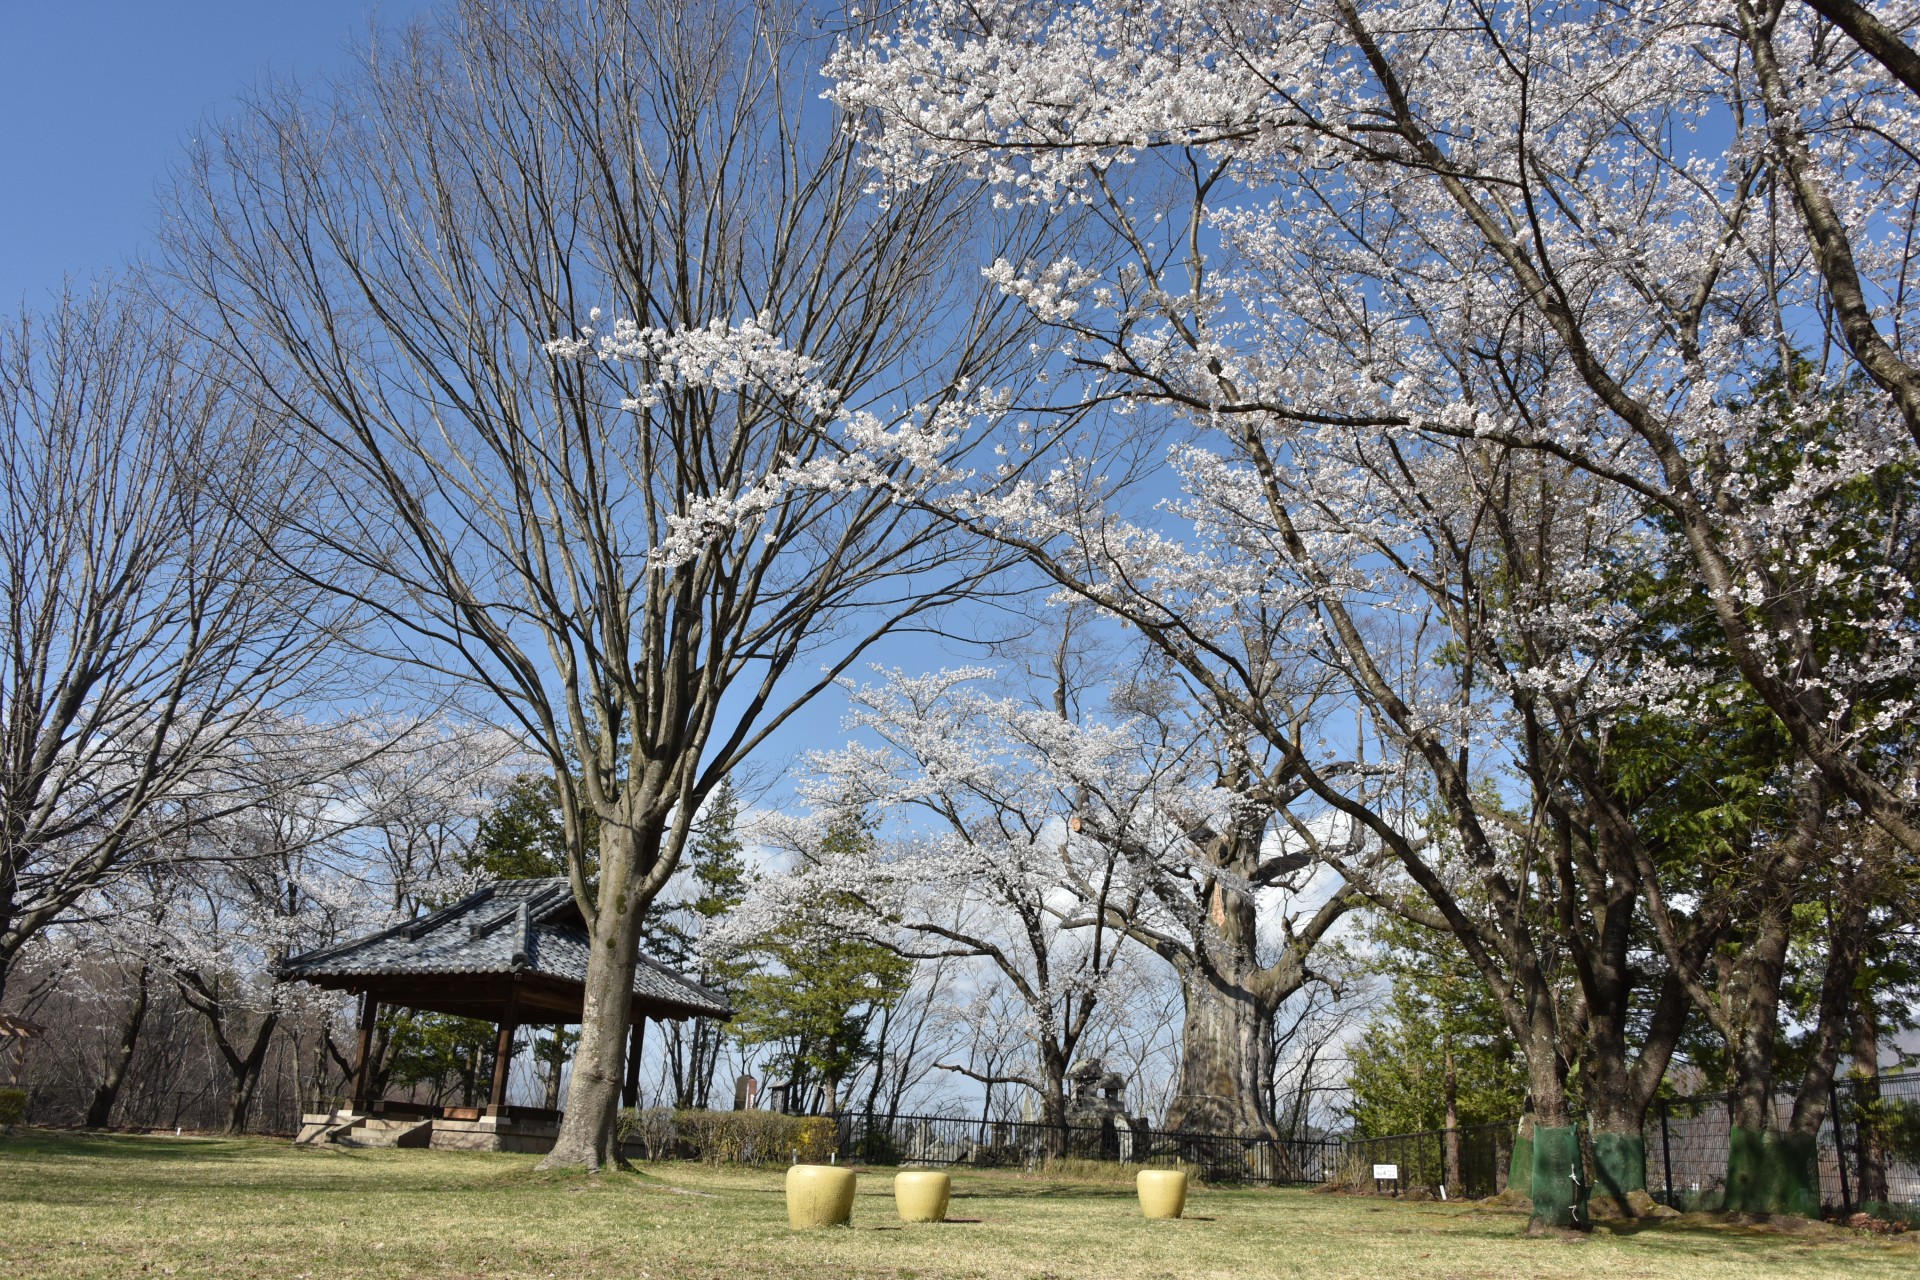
[1658,1098,1674,1208]
[1829,1081,1851,1217]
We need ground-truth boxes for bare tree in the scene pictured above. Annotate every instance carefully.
[165,0,1034,1168]
[0,284,340,1005]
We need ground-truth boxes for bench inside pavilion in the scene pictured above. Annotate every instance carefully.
[281,877,728,1153]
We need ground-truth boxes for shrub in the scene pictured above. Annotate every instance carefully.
[615,1107,838,1165]
[0,1088,26,1132]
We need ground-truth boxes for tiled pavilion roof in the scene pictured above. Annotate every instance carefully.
[280,878,728,1023]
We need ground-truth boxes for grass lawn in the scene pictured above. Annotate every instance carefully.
[0,1130,1912,1279]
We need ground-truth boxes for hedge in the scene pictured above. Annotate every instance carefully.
[617,1107,837,1165]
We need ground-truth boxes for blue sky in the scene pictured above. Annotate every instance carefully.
[0,1,1079,798]
[1,2,432,306]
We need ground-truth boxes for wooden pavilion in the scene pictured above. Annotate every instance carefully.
[1,1013,46,1087]
[279,877,728,1152]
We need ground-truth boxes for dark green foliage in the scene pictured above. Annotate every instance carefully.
[0,1087,25,1130]
[377,1009,501,1107]
[466,774,573,880]
[1346,916,1525,1138]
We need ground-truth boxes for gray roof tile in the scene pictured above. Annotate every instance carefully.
[281,878,728,1018]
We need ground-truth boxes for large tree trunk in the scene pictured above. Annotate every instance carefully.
[1163,975,1276,1137]
[1039,1045,1070,1157]
[540,824,650,1171]
[1521,1019,1586,1232]
[85,957,152,1128]
[1583,968,1689,1217]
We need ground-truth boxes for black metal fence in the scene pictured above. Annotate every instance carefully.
[1343,1121,1513,1198]
[834,1110,1344,1187]
[1648,1074,1920,1216]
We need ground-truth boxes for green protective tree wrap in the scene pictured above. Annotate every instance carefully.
[1507,1131,1534,1198]
[1726,1126,1821,1215]
[1527,1126,1589,1230]
[1589,1129,1647,1205]
[1724,1125,1768,1213]
[1767,1129,1820,1217]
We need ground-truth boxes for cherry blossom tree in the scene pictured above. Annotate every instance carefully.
[0,284,345,1006]
[167,0,1040,1168]
[824,0,1920,1226]
[158,717,516,1132]
[827,0,1920,851]
[725,656,1360,1139]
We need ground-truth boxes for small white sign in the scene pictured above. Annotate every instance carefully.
[1372,1164,1399,1181]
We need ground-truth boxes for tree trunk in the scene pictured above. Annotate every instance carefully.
[86,957,152,1129]
[1442,1041,1461,1196]
[1040,1076,1069,1157]
[1521,1027,1586,1232]
[1723,893,1791,1215]
[224,1014,278,1134]
[540,824,650,1171]
[1851,1004,1889,1207]
[1163,975,1276,1137]
[543,1031,567,1111]
[1582,973,1689,1217]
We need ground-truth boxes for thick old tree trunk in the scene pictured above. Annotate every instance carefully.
[223,1014,278,1134]
[1163,976,1276,1137]
[1583,973,1688,1217]
[1722,891,1812,1217]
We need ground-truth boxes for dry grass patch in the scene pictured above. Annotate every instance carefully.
[0,1130,1912,1279]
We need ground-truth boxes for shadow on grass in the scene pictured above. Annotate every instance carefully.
[3,1129,269,1166]
[1593,1215,1906,1258]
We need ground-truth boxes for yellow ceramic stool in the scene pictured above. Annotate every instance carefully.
[894,1170,951,1223]
[1136,1168,1188,1219]
[786,1164,857,1228]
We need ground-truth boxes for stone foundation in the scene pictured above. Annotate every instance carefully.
[429,1112,560,1155]
[294,1107,559,1155]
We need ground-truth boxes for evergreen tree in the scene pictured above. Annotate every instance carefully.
[465,774,573,880]
[649,782,752,1108]
[726,805,913,1113]
[1346,915,1526,1140]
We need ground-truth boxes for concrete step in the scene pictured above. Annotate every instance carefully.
[335,1116,434,1149]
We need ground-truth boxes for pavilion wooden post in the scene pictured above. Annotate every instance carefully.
[488,984,521,1115]
[622,1017,646,1110]
[349,992,379,1111]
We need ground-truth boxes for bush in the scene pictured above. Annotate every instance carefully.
[0,1088,26,1132]
[616,1107,837,1165]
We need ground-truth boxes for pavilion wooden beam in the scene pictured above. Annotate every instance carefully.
[487,983,521,1114]
[622,1018,646,1110]
[350,992,379,1110]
